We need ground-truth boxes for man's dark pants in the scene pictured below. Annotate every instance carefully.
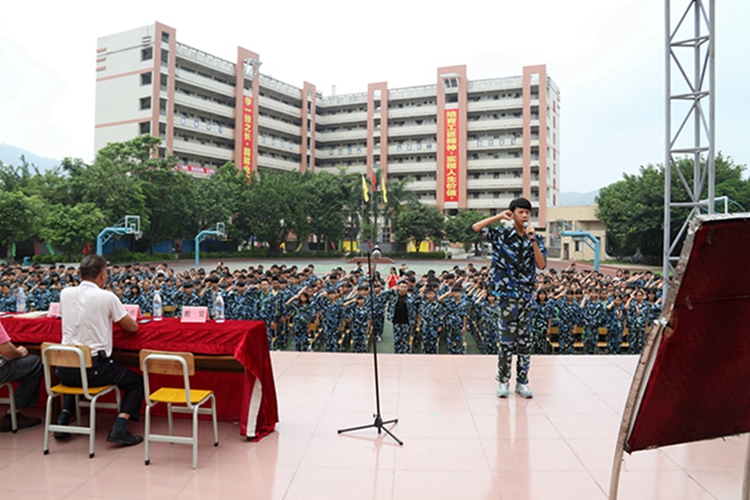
[56,358,143,420]
[0,355,43,410]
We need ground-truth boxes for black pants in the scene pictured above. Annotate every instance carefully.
[0,355,43,410]
[56,359,143,421]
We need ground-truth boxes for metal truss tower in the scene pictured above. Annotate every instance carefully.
[663,0,715,287]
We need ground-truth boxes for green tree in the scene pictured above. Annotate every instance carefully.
[306,171,346,250]
[596,153,748,258]
[393,203,445,251]
[245,169,310,250]
[192,162,251,244]
[40,203,105,260]
[0,190,44,262]
[382,176,419,232]
[445,209,485,254]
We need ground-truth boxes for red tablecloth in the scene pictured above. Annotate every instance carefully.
[0,316,278,441]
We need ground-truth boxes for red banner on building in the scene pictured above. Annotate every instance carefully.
[241,96,254,178]
[444,108,459,202]
[175,165,215,176]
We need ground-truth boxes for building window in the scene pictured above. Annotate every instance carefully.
[161,32,170,43]
[140,72,152,86]
[141,47,153,61]
[139,122,150,135]
[139,97,151,110]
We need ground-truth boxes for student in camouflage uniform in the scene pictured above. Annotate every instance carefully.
[343,295,370,353]
[475,290,501,355]
[438,285,468,354]
[417,287,442,354]
[286,288,316,352]
[27,281,51,311]
[606,294,627,355]
[579,288,606,354]
[625,288,648,354]
[0,282,15,312]
[531,288,553,354]
[473,197,547,399]
[314,288,344,352]
[370,281,387,342]
[554,289,580,355]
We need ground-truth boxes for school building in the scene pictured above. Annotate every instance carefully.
[94,22,561,226]
[546,204,609,262]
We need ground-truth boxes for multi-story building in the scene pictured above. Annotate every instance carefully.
[94,22,560,226]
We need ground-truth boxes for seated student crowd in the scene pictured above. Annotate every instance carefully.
[0,260,663,356]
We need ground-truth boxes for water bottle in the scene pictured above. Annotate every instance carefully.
[214,292,225,323]
[16,287,26,313]
[152,290,163,321]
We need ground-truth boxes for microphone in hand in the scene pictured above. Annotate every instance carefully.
[523,222,534,240]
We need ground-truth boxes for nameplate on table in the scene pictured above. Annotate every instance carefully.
[123,304,141,320]
[47,302,61,318]
[181,306,208,323]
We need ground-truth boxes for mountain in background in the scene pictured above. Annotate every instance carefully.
[559,190,599,206]
[0,143,60,172]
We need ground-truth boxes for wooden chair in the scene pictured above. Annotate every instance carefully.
[0,382,17,433]
[140,349,218,469]
[41,343,121,458]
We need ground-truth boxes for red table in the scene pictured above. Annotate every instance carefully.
[0,316,278,441]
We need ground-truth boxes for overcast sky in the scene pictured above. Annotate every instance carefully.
[1,0,748,192]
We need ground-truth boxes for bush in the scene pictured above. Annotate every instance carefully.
[185,249,346,261]
[32,254,84,265]
[383,251,446,260]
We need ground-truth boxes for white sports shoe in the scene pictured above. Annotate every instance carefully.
[496,383,509,398]
[515,383,533,399]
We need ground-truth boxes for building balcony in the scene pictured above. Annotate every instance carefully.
[315,110,368,126]
[468,140,523,152]
[386,143,436,156]
[467,98,523,113]
[466,178,524,190]
[172,139,233,161]
[174,118,234,140]
[316,145,367,159]
[387,105,437,119]
[467,118,524,132]
[387,123,437,138]
[257,114,301,137]
[175,43,235,76]
[258,136,300,155]
[387,161,437,174]
[257,154,299,171]
[258,75,303,101]
[405,179,437,191]
[467,197,539,210]
[315,128,368,142]
[174,68,234,97]
[258,95,302,119]
[173,93,234,119]
[466,158,523,170]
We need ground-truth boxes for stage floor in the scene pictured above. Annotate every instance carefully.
[1,352,746,499]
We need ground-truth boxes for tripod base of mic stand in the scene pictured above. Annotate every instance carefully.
[338,414,403,446]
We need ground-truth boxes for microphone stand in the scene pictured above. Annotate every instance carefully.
[338,246,403,445]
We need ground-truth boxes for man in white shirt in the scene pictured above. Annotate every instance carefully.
[56,255,143,446]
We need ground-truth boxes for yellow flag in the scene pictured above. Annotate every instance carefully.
[381,171,388,203]
[361,174,369,202]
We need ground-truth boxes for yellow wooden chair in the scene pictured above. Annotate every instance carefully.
[140,349,218,469]
[41,342,121,458]
[0,382,17,433]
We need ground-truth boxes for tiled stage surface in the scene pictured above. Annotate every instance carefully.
[1,352,747,499]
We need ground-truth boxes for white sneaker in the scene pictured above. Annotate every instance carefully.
[496,383,509,398]
[515,383,533,399]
